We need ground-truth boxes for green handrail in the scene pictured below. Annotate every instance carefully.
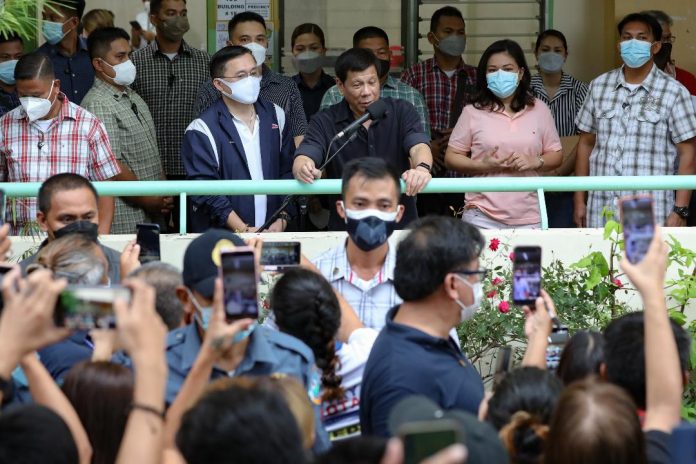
[4,176,694,234]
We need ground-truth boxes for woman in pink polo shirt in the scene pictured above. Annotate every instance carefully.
[445,39,563,229]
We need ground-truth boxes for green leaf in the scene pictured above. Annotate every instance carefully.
[669,310,687,327]
[603,220,620,240]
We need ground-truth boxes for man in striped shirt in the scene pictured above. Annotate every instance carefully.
[0,53,120,235]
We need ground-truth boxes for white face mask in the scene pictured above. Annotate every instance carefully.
[102,59,137,86]
[217,76,261,105]
[454,275,483,322]
[243,42,267,66]
[20,80,56,122]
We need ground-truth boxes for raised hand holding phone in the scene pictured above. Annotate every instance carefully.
[620,195,655,265]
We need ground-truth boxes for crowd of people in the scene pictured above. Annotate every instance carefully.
[0,1,695,234]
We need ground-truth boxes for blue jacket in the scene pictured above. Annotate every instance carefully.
[181,97,294,232]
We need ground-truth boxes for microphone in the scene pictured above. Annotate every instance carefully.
[334,99,387,140]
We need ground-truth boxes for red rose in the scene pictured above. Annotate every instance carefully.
[486,289,497,298]
[498,301,510,313]
[509,252,515,261]
[612,278,623,288]
[492,277,504,286]
[489,238,501,251]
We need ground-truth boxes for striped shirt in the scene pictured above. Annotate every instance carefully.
[530,73,588,137]
[131,40,211,177]
[194,66,307,139]
[319,75,431,137]
[0,95,121,233]
[575,65,696,226]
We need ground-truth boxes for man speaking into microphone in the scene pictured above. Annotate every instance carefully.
[292,48,433,229]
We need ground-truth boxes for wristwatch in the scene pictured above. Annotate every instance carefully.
[416,162,432,173]
[673,206,690,219]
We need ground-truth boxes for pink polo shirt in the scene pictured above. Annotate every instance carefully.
[449,100,562,225]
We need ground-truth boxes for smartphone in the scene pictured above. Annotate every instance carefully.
[0,188,5,226]
[136,223,161,264]
[512,246,542,306]
[220,248,259,320]
[54,286,131,330]
[620,196,655,265]
[399,419,464,464]
[546,326,570,372]
[493,346,513,389]
[260,241,301,270]
[129,20,143,31]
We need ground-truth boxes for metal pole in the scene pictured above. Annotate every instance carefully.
[402,0,419,67]
[537,188,548,230]
[179,192,187,235]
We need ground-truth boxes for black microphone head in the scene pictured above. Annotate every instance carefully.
[366,99,387,120]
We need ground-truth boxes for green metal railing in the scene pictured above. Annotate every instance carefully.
[3,176,695,234]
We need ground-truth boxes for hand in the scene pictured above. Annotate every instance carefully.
[0,223,10,259]
[523,290,554,340]
[89,329,119,362]
[292,156,322,184]
[402,168,432,196]
[620,227,668,295]
[505,152,541,172]
[573,200,587,228]
[120,240,141,281]
[665,212,687,227]
[266,218,286,233]
[142,196,174,215]
[479,146,511,172]
[160,196,175,215]
[244,237,264,275]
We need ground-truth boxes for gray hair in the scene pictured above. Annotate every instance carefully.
[35,234,106,285]
[641,10,673,26]
[129,262,184,330]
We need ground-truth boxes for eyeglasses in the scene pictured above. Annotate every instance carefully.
[453,268,489,279]
[219,70,261,81]
[663,35,676,43]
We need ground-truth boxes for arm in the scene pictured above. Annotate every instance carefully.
[97,196,115,235]
[292,115,329,184]
[445,145,512,175]
[666,139,695,227]
[286,81,308,148]
[573,132,596,227]
[88,119,121,234]
[112,162,173,215]
[521,290,554,368]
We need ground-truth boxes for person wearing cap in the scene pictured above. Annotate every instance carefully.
[360,216,486,437]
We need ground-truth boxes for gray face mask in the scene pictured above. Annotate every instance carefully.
[292,51,323,74]
[436,34,466,57]
[537,52,565,73]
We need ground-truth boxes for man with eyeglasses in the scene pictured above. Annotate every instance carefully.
[82,27,173,234]
[359,216,486,437]
[181,46,293,233]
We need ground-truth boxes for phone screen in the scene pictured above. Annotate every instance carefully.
[621,196,654,264]
[493,346,513,388]
[512,246,542,306]
[136,223,161,264]
[221,250,258,320]
[260,242,301,269]
[400,420,462,464]
[546,326,569,372]
[55,286,131,330]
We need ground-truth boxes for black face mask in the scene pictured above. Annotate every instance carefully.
[377,58,391,78]
[53,220,99,242]
[654,42,672,71]
[345,215,397,252]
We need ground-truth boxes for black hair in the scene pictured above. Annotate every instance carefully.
[209,45,254,78]
[334,47,379,83]
[176,383,306,464]
[430,6,465,33]
[341,157,402,199]
[604,311,691,409]
[0,404,79,464]
[56,0,86,19]
[556,330,605,385]
[353,26,389,47]
[129,262,184,330]
[315,436,388,464]
[87,27,130,60]
[150,0,187,15]
[617,13,663,42]
[473,39,534,114]
[271,268,344,402]
[0,32,22,45]
[38,173,99,214]
[394,216,485,301]
[15,52,54,81]
[228,11,266,35]
[291,23,326,49]
[534,29,568,53]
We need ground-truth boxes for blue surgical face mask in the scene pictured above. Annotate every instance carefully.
[486,69,520,99]
[620,39,653,69]
[0,60,17,85]
[42,20,70,46]
[187,289,213,330]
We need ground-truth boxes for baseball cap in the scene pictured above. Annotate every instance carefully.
[182,229,245,299]
[388,395,508,464]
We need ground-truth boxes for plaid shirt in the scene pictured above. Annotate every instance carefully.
[320,75,431,137]
[194,66,307,138]
[82,78,165,234]
[312,242,401,330]
[400,57,477,132]
[575,65,696,227]
[131,40,210,176]
[0,95,120,233]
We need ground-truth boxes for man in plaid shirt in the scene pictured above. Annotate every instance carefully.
[574,13,696,228]
[0,53,120,235]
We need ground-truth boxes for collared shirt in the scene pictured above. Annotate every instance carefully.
[131,40,210,177]
[0,95,120,233]
[320,75,431,137]
[359,305,484,437]
[312,242,401,330]
[194,66,307,139]
[0,87,19,118]
[575,65,696,226]
[296,97,429,229]
[400,57,477,132]
[82,78,164,234]
[530,72,588,137]
[37,37,94,105]
[230,114,267,227]
[293,71,336,121]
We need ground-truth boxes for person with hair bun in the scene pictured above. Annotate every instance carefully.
[271,267,378,441]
